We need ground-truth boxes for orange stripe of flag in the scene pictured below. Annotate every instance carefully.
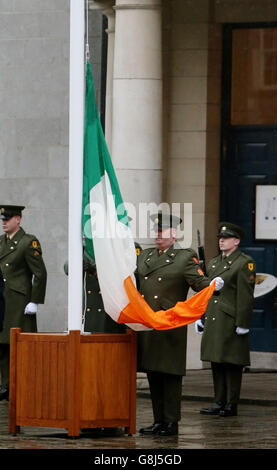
[118,277,215,330]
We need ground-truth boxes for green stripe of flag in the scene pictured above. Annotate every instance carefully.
[82,61,129,261]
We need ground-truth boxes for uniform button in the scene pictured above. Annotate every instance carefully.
[224,265,227,268]
[158,277,162,282]
[214,299,218,303]
[144,276,148,280]
[5,263,9,266]
[166,260,170,263]
[212,317,215,321]
[141,294,144,298]
[3,279,6,282]
[205,316,207,320]
[146,258,150,261]
[10,246,14,250]
[98,308,102,312]
[87,290,92,294]
[154,295,158,299]
[87,308,91,312]
[212,265,215,268]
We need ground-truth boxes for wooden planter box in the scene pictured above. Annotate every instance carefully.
[9,328,137,437]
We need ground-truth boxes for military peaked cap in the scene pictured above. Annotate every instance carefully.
[0,205,25,220]
[150,211,182,229]
[218,221,245,240]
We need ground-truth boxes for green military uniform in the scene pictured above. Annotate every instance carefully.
[0,206,47,392]
[136,213,210,433]
[65,243,141,334]
[200,222,256,416]
[84,242,141,333]
[83,268,126,334]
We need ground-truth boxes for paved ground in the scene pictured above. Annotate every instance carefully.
[0,369,276,457]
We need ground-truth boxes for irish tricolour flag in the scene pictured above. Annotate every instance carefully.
[82,61,215,331]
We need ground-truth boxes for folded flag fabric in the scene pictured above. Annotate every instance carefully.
[119,277,215,330]
[82,61,214,331]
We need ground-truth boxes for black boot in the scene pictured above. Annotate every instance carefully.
[158,422,178,436]
[139,422,163,435]
[200,402,225,415]
[0,385,9,401]
[219,404,237,417]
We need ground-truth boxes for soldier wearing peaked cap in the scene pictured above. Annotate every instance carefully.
[136,212,224,436]
[0,205,47,401]
[197,222,256,417]
[64,238,141,436]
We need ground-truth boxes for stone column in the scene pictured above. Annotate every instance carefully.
[112,0,163,243]
[89,0,114,152]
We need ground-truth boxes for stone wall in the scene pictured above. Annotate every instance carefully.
[0,1,104,332]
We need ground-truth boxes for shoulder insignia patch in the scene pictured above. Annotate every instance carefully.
[193,257,199,264]
[197,267,204,276]
[33,250,40,256]
[32,241,38,248]
[248,263,254,271]
[136,247,141,256]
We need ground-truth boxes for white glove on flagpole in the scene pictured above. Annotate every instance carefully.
[210,277,224,291]
[236,327,249,335]
[24,302,38,315]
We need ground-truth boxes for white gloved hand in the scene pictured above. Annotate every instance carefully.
[24,302,38,315]
[210,277,224,291]
[236,327,249,335]
[195,319,204,335]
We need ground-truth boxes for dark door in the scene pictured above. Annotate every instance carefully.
[221,25,277,352]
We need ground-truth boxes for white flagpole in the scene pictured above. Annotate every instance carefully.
[68,0,84,331]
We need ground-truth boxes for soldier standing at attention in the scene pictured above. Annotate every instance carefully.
[196,222,256,417]
[0,205,47,401]
[137,212,224,436]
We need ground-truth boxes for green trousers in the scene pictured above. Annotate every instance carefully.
[0,344,10,387]
[147,371,183,423]
[211,362,243,405]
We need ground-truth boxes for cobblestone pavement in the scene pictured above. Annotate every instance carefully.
[0,370,276,452]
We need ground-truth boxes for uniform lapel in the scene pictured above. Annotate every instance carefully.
[0,227,25,260]
[209,248,241,277]
[143,244,176,275]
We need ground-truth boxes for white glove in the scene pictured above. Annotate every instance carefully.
[236,327,249,335]
[24,302,38,315]
[210,277,224,291]
[195,319,204,335]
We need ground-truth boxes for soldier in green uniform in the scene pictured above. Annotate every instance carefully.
[0,269,5,333]
[0,205,47,400]
[137,212,224,436]
[64,241,141,436]
[64,242,141,334]
[196,222,256,417]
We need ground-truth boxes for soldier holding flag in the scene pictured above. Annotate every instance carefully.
[137,212,224,436]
